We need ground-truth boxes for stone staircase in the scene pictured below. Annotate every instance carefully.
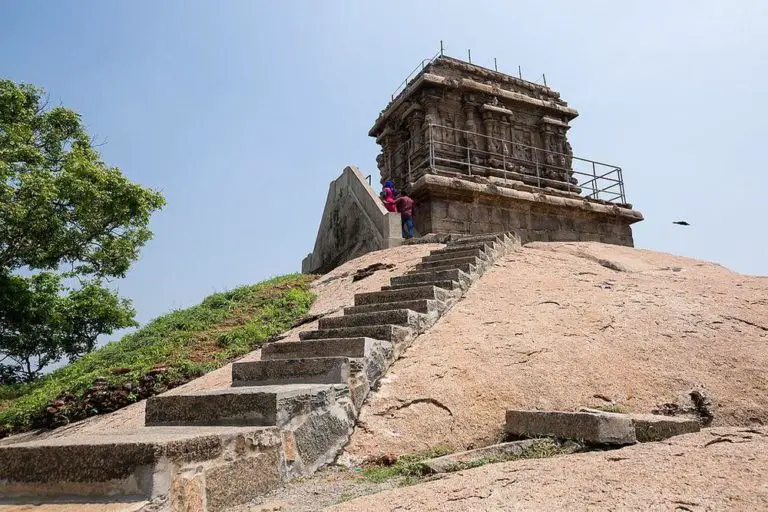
[0,233,519,511]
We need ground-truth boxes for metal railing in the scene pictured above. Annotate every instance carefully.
[383,124,627,204]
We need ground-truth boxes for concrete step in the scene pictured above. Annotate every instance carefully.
[231,357,349,386]
[422,248,488,263]
[416,255,483,271]
[318,309,421,330]
[391,268,470,288]
[146,384,344,427]
[344,298,442,315]
[261,337,382,360]
[354,285,451,306]
[384,279,461,291]
[299,324,412,344]
[0,425,284,503]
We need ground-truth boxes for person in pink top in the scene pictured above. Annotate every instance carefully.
[382,181,397,212]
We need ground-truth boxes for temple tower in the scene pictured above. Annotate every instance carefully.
[369,55,643,245]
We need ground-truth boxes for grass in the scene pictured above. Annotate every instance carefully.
[359,439,574,484]
[360,446,452,484]
[0,273,316,436]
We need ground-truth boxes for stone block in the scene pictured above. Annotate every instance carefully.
[262,338,372,360]
[423,440,538,473]
[145,386,336,427]
[345,299,441,316]
[318,309,421,330]
[299,324,412,344]
[204,451,282,512]
[171,471,205,512]
[231,358,349,386]
[630,414,701,442]
[505,410,637,445]
[354,285,450,306]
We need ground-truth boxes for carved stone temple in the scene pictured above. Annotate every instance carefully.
[302,55,643,274]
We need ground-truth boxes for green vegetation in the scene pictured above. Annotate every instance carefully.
[453,438,572,471]
[0,274,315,436]
[360,446,452,483]
[0,79,165,382]
[359,439,573,484]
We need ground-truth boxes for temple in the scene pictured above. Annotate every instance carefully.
[369,55,642,245]
[302,54,643,274]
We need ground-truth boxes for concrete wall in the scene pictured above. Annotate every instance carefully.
[302,166,402,274]
[411,174,642,246]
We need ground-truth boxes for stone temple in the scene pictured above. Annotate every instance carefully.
[303,54,643,274]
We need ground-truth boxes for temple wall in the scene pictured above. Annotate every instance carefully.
[410,175,640,247]
[302,166,402,274]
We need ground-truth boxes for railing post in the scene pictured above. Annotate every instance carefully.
[429,124,434,170]
[467,145,472,176]
[408,147,412,185]
[618,167,626,203]
[502,152,506,182]
[591,161,597,200]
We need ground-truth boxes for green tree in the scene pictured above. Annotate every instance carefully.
[0,80,165,382]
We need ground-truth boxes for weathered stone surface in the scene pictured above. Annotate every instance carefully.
[204,451,283,512]
[577,408,701,442]
[301,166,402,275]
[231,358,349,386]
[0,426,281,499]
[344,298,442,316]
[145,385,338,427]
[318,309,421,330]
[354,285,451,306]
[299,324,412,344]
[412,175,641,246]
[423,440,538,473]
[630,414,700,442]
[505,410,637,445]
[171,471,205,512]
[261,338,379,360]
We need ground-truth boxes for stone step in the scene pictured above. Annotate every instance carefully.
[261,337,381,360]
[409,261,476,276]
[422,248,488,263]
[431,241,496,255]
[453,233,508,244]
[354,285,451,306]
[299,324,412,344]
[416,255,483,271]
[146,384,344,427]
[231,357,349,386]
[345,298,442,316]
[384,279,461,291]
[390,268,469,288]
[318,309,421,330]
[0,425,284,503]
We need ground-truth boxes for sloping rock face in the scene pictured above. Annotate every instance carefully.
[345,242,768,459]
[334,427,768,511]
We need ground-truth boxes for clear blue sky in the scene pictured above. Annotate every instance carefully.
[2,1,767,329]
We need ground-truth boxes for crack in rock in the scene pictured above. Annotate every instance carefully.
[376,398,454,416]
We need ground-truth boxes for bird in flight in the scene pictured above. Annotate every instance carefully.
[673,221,690,226]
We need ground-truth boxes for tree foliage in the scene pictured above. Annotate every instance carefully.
[0,79,165,382]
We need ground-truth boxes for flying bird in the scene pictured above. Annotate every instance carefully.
[673,221,690,226]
